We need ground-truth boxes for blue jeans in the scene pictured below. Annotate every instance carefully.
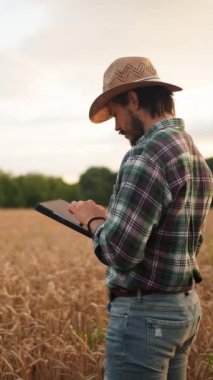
[104,289,201,380]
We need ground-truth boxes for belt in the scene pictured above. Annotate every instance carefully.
[108,288,192,301]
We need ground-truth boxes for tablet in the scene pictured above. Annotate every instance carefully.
[35,199,92,238]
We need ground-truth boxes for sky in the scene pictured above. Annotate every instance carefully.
[0,0,213,183]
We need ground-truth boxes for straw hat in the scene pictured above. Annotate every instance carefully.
[89,56,182,123]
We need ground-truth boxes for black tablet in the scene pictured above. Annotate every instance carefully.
[35,199,92,238]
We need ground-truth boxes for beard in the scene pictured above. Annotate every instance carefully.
[128,114,145,146]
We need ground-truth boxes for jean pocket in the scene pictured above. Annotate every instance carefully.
[108,312,128,335]
[146,317,190,372]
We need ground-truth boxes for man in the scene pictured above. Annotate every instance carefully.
[69,57,213,380]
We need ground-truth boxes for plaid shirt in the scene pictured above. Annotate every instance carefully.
[94,118,213,292]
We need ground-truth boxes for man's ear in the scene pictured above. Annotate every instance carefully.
[127,91,139,111]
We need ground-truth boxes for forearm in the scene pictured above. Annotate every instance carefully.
[93,215,148,270]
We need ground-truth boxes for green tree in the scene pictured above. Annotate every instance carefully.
[79,167,117,206]
[0,171,22,207]
[15,174,50,207]
[15,174,81,208]
[45,176,80,202]
[1,159,211,209]
[0,170,81,208]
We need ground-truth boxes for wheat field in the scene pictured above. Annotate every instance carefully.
[0,209,212,380]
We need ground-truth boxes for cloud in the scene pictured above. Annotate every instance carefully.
[16,0,213,111]
[21,0,213,68]
[0,0,49,49]
[0,0,212,180]
[0,53,44,99]
[175,85,213,136]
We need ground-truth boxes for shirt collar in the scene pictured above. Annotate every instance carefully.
[136,118,185,145]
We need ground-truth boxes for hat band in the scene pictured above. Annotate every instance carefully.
[104,75,160,91]
[133,75,160,83]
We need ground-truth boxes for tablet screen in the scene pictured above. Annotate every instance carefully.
[35,199,92,238]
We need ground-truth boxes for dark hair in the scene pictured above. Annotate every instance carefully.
[113,86,174,118]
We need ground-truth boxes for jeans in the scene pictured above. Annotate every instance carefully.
[104,289,201,380]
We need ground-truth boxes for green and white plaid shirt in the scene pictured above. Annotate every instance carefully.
[94,118,213,292]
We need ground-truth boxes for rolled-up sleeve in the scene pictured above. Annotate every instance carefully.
[93,154,167,271]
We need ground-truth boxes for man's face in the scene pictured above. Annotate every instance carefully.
[108,101,145,146]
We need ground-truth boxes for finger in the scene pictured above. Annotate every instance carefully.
[69,200,77,213]
[77,200,85,206]
[86,199,95,204]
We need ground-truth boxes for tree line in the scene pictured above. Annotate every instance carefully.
[0,158,212,208]
[0,167,117,208]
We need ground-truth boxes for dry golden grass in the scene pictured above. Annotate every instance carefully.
[0,209,212,379]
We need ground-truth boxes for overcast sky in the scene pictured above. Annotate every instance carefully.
[0,0,212,183]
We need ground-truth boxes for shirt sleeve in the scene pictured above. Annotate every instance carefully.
[93,154,169,271]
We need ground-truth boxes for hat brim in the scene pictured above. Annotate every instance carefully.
[89,79,182,123]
